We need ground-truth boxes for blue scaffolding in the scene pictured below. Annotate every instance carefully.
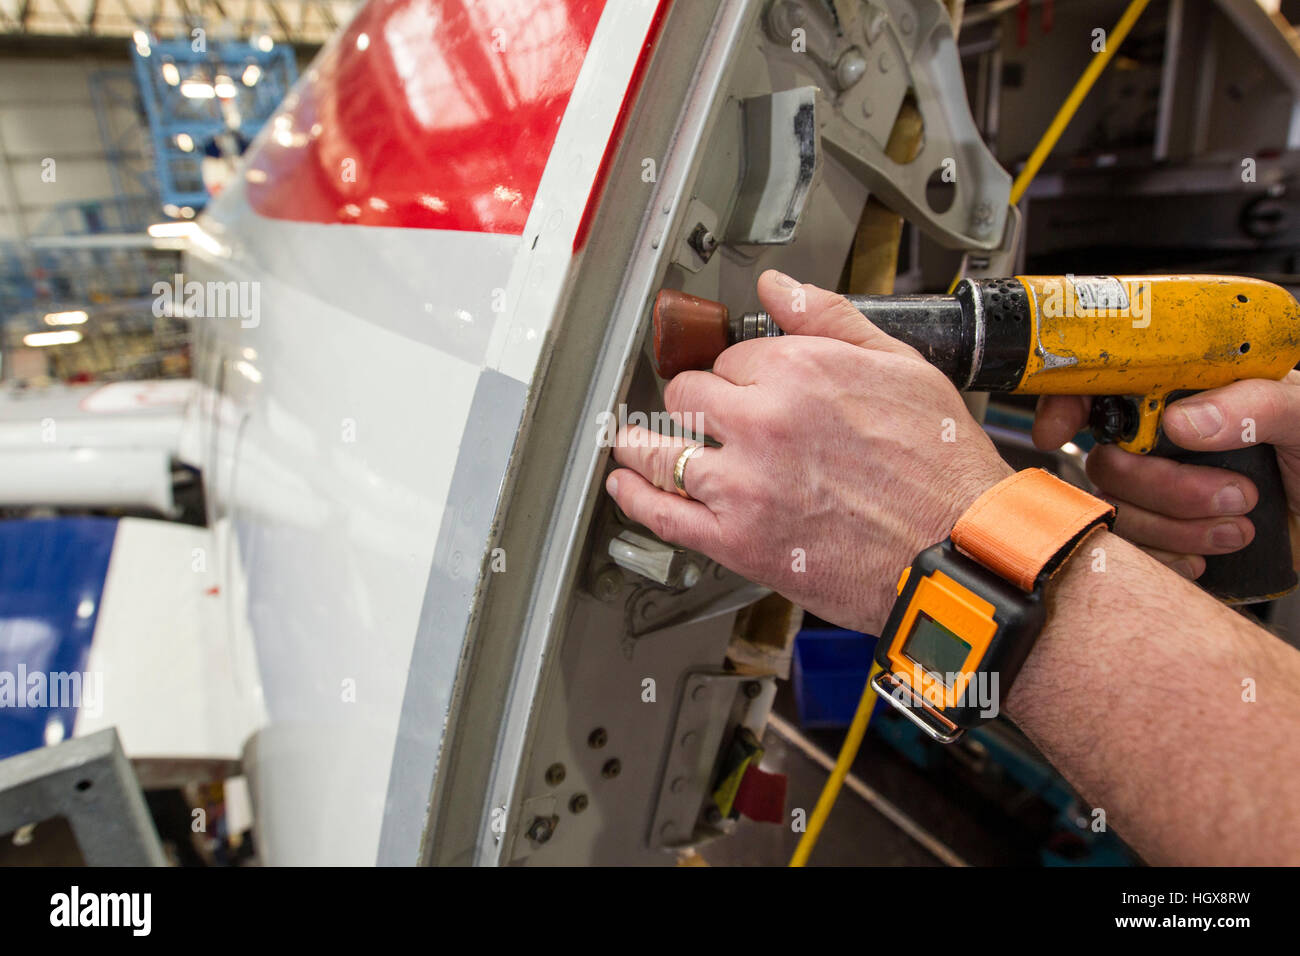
[131,36,297,212]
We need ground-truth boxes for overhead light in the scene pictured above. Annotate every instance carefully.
[180,80,216,100]
[242,63,261,86]
[43,310,88,326]
[255,34,274,53]
[25,330,83,347]
[162,203,181,218]
[162,62,180,85]
[180,206,195,219]
[133,29,148,47]
[175,132,194,152]
[148,221,196,238]
[272,113,294,147]
[148,221,224,257]
[356,33,370,51]
[214,75,237,98]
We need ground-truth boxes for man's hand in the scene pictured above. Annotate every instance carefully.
[1033,371,1300,579]
[606,271,1011,633]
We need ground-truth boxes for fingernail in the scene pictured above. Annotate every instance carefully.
[1176,402,1224,439]
[606,474,619,496]
[1170,559,1198,580]
[1212,484,1248,515]
[1210,522,1245,549]
[769,270,799,289]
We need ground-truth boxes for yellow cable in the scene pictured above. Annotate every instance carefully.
[1010,0,1152,206]
[791,0,1152,868]
[945,0,1152,293]
[788,661,882,867]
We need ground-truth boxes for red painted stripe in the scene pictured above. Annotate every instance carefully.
[244,0,606,233]
[572,0,673,252]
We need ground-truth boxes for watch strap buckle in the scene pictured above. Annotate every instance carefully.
[871,669,966,744]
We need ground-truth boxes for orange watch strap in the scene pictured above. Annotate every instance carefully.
[951,469,1115,592]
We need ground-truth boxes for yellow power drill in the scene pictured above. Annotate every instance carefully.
[651,274,1300,604]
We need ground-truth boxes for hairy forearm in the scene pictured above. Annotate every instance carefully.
[1004,530,1300,865]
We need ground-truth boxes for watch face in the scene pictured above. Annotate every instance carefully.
[901,612,972,686]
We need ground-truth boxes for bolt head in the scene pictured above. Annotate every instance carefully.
[569,793,589,814]
[836,48,868,90]
[545,762,566,786]
[592,566,622,602]
[588,727,608,749]
[526,816,554,844]
[601,758,622,779]
[688,222,717,261]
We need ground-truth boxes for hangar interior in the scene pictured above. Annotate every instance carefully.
[0,0,1298,867]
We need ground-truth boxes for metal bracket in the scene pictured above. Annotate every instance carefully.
[647,672,777,849]
[958,204,1023,279]
[0,728,166,865]
[608,529,703,589]
[766,0,1011,250]
[726,86,822,244]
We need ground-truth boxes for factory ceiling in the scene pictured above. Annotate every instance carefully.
[0,0,357,46]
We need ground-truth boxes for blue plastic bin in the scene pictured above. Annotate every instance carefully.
[791,628,881,728]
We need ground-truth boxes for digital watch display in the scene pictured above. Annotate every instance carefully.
[901,613,973,685]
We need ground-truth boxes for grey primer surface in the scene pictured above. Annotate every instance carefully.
[377,369,527,865]
[0,728,165,866]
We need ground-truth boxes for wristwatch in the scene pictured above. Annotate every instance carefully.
[872,468,1115,743]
